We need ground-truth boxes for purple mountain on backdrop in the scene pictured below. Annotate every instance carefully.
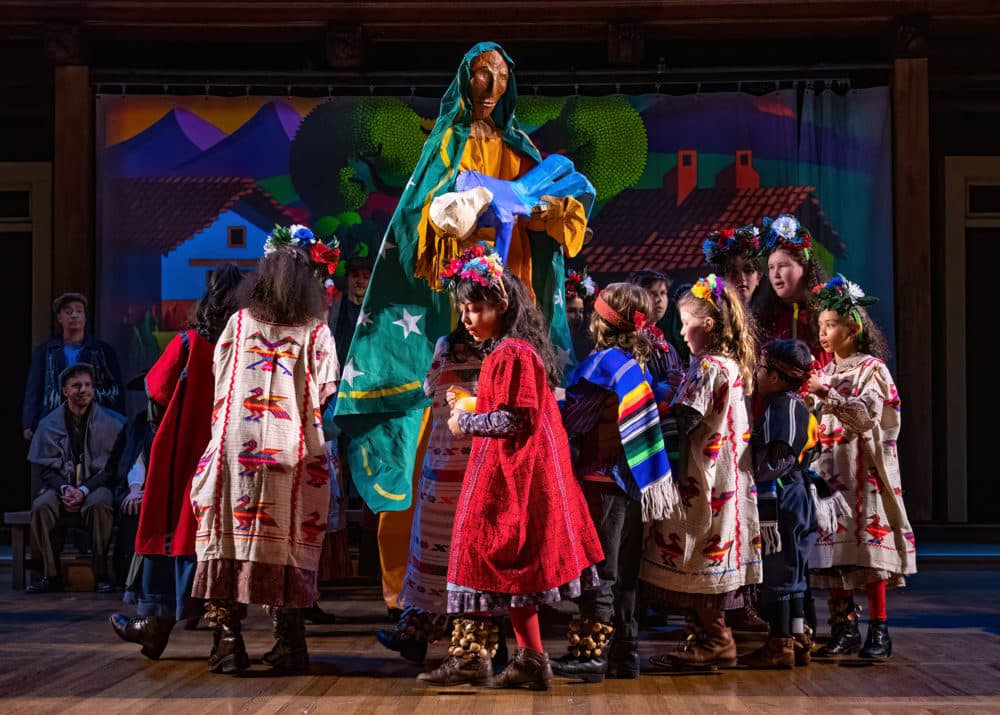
[103,108,226,177]
[640,93,882,170]
[167,101,302,179]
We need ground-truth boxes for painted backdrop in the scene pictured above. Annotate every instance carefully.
[96,89,893,389]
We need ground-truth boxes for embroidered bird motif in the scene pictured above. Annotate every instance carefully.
[305,456,330,488]
[193,450,214,480]
[903,531,916,548]
[702,535,734,566]
[703,432,724,461]
[233,495,279,530]
[192,502,210,529]
[300,511,327,543]
[237,439,285,477]
[654,531,684,568]
[243,387,292,422]
[865,514,892,545]
[818,424,844,450]
[708,487,736,517]
[679,477,701,508]
[211,398,224,426]
[244,332,301,375]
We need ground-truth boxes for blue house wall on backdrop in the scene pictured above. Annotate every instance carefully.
[161,205,269,301]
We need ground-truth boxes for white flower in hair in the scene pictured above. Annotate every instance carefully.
[263,240,277,255]
[846,279,865,302]
[751,226,760,237]
[772,215,800,240]
[580,276,596,294]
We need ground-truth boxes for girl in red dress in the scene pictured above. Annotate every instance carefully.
[417,243,603,691]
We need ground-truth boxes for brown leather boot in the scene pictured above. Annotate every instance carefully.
[205,600,249,675]
[109,614,175,660]
[739,636,795,669]
[416,618,495,686]
[793,625,814,666]
[491,647,553,691]
[661,611,737,670]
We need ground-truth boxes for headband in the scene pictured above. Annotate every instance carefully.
[594,294,646,332]
[763,353,810,385]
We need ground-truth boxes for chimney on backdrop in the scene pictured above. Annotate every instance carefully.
[677,150,697,206]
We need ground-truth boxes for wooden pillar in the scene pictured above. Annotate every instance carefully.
[890,18,932,522]
[49,24,94,302]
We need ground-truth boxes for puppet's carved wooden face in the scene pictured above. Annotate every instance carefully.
[469,50,509,122]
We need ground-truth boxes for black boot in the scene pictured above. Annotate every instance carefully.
[205,600,249,675]
[815,597,862,658]
[375,607,440,665]
[303,601,337,625]
[605,638,639,679]
[492,623,509,673]
[109,614,176,660]
[550,618,613,683]
[858,619,892,660]
[263,607,310,673]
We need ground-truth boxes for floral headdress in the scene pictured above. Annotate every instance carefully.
[702,224,761,268]
[761,214,813,261]
[264,224,342,306]
[810,274,877,313]
[810,274,877,332]
[690,274,726,310]
[440,241,507,300]
[565,268,599,304]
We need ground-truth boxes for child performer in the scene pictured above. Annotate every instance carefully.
[740,339,820,668]
[551,282,677,683]
[641,275,761,671]
[806,275,916,660]
[190,226,340,675]
[752,214,830,365]
[418,244,603,690]
[703,224,763,306]
[376,325,487,665]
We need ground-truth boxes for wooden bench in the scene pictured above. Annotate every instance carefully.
[3,510,30,591]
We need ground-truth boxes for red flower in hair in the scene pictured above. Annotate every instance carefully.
[720,228,736,239]
[311,242,341,275]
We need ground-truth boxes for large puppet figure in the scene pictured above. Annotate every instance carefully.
[335,42,589,512]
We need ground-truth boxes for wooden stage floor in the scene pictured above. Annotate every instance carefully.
[1,567,999,714]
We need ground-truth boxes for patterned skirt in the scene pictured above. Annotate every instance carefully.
[400,465,466,614]
[446,565,600,614]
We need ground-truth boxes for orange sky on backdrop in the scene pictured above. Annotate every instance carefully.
[100,95,324,147]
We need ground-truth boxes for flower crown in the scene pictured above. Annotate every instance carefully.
[702,224,761,267]
[810,274,877,315]
[264,224,342,305]
[440,241,506,295]
[690,274,726,309]
[566,268,599,303]
[762,214,813,260]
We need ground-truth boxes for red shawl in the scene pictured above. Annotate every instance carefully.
[448,338,603,593]
[135,330,216,556]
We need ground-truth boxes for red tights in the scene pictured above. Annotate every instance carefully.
[509,606,544,653]
[831,580,888,621]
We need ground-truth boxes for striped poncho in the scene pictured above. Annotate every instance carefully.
[567,348,678,521]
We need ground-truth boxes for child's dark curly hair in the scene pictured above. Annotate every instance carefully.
[455,270,559,386]
[192,263,245,343]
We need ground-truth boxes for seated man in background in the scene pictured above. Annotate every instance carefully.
[23,292,125,441]
[27,363,125,593]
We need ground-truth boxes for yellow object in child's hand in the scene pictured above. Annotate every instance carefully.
[446,386,477,412]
